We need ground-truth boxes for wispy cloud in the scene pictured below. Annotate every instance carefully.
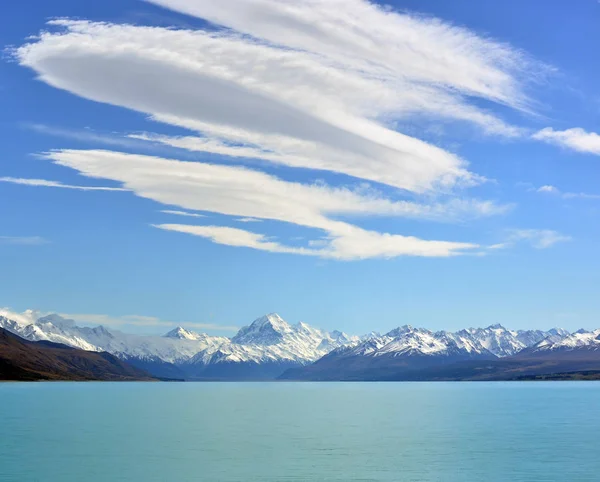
[491,229,572,250]
[236,217,262,223]
[160,209,206,218]
[156,223,479,260]
[46,149,486,259]
[533,127,600,155]
[0,235,48,245]
[0,308,39,325]
[25,123,146,149]
[535,184,600,200]
[156,224,313,256]
[0,176,127,191]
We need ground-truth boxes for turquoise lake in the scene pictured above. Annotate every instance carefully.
[1,382,600,481]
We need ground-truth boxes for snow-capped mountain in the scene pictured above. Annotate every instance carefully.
[528,329,600,353]
[4,307,591,380]
[281,324,574,381]
[0,310,357,379]
[329,324,564,361]
[0,311,229,364]
[458,324,554,357]
[181,314,359,378]
[6,306,600,381]
[340,325,487,359]
[164,326,211,341]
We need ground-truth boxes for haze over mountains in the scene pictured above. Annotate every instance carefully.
[2,308,599,381]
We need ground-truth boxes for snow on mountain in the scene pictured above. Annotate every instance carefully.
[231,313,293,345]
[334,324,570,360]
[188,314,359,368]
[0,310,357,371]
[376,328,450,357]
[0,308,39,329]
[164,326,206,341]
[339,325,490,359]
[459,325,552,357]
[530,329,600,353]
[0,310,228,363]
[0,308,582,379]
[548,327,570,338]
[360,331,382,341]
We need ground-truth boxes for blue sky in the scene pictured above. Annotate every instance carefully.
[1,0,599,335]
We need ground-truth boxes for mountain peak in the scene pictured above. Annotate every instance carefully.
[385,325,421,338]
[231,313,292,345]
[548,327,569,337]
[164,326,203,340]
[254,313,287,327]
[92,325,113,337]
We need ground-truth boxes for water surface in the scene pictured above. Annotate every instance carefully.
[2,381,599,481]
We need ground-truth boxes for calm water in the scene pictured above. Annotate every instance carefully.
[2,382,600,481]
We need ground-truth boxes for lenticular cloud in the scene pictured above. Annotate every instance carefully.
[17,19,473,192]
[12,0,539,259]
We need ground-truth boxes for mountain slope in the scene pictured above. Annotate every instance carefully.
[0,328,154,381]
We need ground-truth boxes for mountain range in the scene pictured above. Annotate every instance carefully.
[1,309,599,381]
[0,311,357,380]
[281,325,600,381]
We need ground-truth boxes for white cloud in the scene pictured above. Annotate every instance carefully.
[0,235,48,245]
[0,308,39,325]
[154,223,477,260]
[11,5,557,260]
[533,127,600,155]
[156,224,312,255]
[537,185,559,194]
[44,148,484,259]
[147,0,541,111]
[493,229,572,250]
[14,11,542,193]
[45,150,508,223]
[160,209,206,218]
[0,176,127,191]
